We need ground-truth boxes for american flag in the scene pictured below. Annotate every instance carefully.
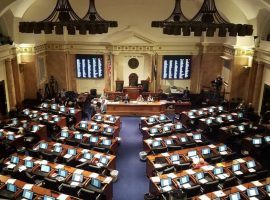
[107,54,112,77]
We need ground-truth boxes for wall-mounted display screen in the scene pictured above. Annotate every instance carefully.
[162,55,191,79]
[76,54,104,79]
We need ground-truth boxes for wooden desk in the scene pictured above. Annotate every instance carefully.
[123,87,143,100]
[107,101,166,116]
[91,114,121,128]
[0,174,80,200]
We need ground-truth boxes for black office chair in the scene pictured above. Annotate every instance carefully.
[159,166,176,175]
[223,152,237,161]
[92,147,110,154]
[152,147,167,155]
[65,139,78,146]
[256,169,269,180]
[183,143,196,148]
[44,177,59,191]
[242,173,257,183]
[40,151,57,163]
[202,180,219,193]
[222,176,238,189]
[79,142,91,150]
[185,185,202,198]
[77,188,97,199]
[28,149,40,158]
[209,156,222,164]
[86,164,106,175]
[59,183,78,196]
[175,162,191,171]
[167,145,182,151]
[144,193,159,200]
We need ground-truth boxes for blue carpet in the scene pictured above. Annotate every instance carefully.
[113,117,148,200]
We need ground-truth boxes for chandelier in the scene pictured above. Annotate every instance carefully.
[151,0,253,37]
[19,0,118,35]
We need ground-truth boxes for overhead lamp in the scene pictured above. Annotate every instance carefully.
[19,0,118,35]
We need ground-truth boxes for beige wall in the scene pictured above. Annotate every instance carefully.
[259,64,270,113]
[0,60,10,110]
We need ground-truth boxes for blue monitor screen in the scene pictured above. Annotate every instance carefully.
[58,169,68,177]
[196,172,204,180]
[22,189,34,199]
[229,192,240,200]
[25,160,34,168]
[11,156,19,164]
[91,178,101,188]
[43,196,56,200]
[162,55,191,79]
[214,167,223,175]
[76,55,104,79]
[160,178,172,187]
[232,164,240,172]
[83,153,93,160]
[7,183,16,192]
[41,165,51,173]
[54,145,62,153]
[179,175,189,184]
[72,173,83,182]
[170,154,179,162]
[247,187,259,197]
[68,149,76,155]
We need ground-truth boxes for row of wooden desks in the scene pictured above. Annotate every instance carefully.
[0,174,80,200]
[3,154,113,199]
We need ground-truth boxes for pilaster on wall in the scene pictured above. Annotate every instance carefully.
[5,58,16,108]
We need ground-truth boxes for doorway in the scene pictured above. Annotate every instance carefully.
[0,80,7,116]
[260,84,270,115]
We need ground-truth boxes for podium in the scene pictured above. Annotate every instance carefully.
[115,80,124,92]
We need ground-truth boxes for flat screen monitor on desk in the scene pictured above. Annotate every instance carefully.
[108,116,115,122]
[67,149,76,156]
[179,175,189,185]
[72,173,83,182]
[160,178,172,187]
[238,125,245,131]
[163,126,171,132]
[180,137,187,143]
[11,156,19,164]
[265,136,270,142]
[51,104,57,110]
[152,140,161,147]
[266,184,270,193]
[60,106,66,112]
[206,118,212,125]
[106,127,113,133]
[202,148,210,155]
[91,178,101,188]
[247,187,259,197]
[175,124,183,130]
[22,189,34,200]
[39,142,48,150]
[229,192,241,200]
[53,116,60,122]
[43,196,56,200]
[54,145,62,153]
[83,153,93,160]
[7,134,14,141]
[150,128,158,134]
[232,164,240,172]
[32,125,39,132]
[41,165,51,173]
[6,183,16,192]
[58,169,68,177]
[61,130,69,138]
[99,156,109,165]
[90,136,98,143]
[95,115,102,121]
[69,108,75,114]
[80,122,88,129]
[246,160,256,168]
[213,167,224,175]
[102,139,112,146]
[170,154,179,162]
[195,172,204,180]
[218,145,227,152]
[165,139,173,145]
[25,160,34,168]
[252,138,262,145]
[193,134,201,140]
[218,106,223,111]
[92,125,99,130]
[74,133,83,140]
[187,150,197,157]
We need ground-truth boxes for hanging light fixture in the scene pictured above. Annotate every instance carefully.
[77,0,118,35]
[151,0,253,37]
[19,0,118,35]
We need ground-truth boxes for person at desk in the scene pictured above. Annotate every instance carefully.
[137,94,144,102]
[147,94,154,102]
[122,93,130,103]
[192,158,208,169]
[182,87,190,99]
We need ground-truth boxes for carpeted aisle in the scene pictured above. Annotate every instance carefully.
[113,117,148,200]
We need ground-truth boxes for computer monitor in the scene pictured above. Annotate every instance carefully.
[12,118,18,125]
[74,133,83,140]
[202,148,210,155]
[11,156,19,164]
[247,187,259,197]
[41,165,51,173]
[218,145,227,152]
[90,136,99,143]
[165,139,173,145]
[180,137,187,142]
[69,108,75,114]
[92,125,99,130]
[150,128,158,134]
[22,189,34,200]
[60,106,65,112]
[179,175,189,185]
[100,156,109,165]
[80,122,87,129]
[196,172,204,180]
[106,127,113,133]
[188,112,194,116]
[39,142,48,150]
[102,139,112,146]
[160,178,172,187]
[43,196,55,200]
[54,145,62,153]
[95,115,102,120]
[51,104,57,110]
[238,125,245,131]
[58,169,68,177]
[238,113,243,118]
[159,115,166,121]
[188,150,197,157]
[25,160,34,168]
[227,115,232,120]
[32,125,39,132]
[91,178,101,188]
[42,103,48,108]
[72,173,83,182]
[209,108,214,113]
[6,183,16,192]
[24,109,30,115]
[213,167,223,175]
[152,140,161,147]
[206,118,212,124]
[175,124,183,129]
[61,130,69,138]
[246,160,256,168]
[232,164,240,172]
[265,184,270,193]
[148,117,155,123]
[229,192,241,200]
[109,116,115,122]
[170,154,179,162]
[252,138,262,145]
[198,110,203,115]
[216,117,222,122]
[83,153,93,160]
[43,114,49,120]
[193,134,201,140]
[53,116,60,122]
[218,106,223,111]
[7,134,14,141]
[265,136,270,142]
[67,149,76,155]
[163,126,170,132]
